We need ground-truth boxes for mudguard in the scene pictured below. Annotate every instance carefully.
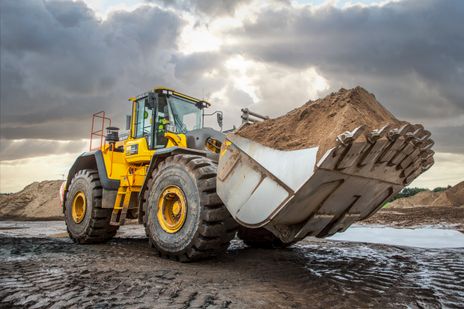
[65,151,119,191]
[62,151,120,210]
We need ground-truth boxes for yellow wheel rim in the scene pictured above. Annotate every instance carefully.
[71,191,87,224]
[157,186,187,234]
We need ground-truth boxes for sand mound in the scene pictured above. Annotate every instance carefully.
[238,86,404,159]
[389,181,464,208]
[0,180,64,220]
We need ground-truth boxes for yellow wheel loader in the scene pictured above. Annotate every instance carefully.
[62,87,434,261]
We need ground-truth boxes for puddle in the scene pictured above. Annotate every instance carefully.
[328,226,464,248]
[2,221,463,249]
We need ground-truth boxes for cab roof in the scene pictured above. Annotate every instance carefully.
[129,87,211,107]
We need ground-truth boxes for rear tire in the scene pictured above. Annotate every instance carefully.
[143,154,238,262]
[64,169,118,243]
[237,227,294,249]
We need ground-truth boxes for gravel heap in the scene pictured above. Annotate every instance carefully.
[0,180,63,220]
[390,181,464,208]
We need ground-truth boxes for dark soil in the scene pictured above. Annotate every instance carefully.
[1,236,463,308]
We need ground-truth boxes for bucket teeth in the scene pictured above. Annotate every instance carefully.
[336,125,366,146]
[411,136,425,147]
[404,168,423,185]
[421,139,434,151]
[365,124,391,144]
[358,139,389,166]
[413,123,424,131]
[336,141,368,170]
[399,124,416,135]
[421,149,435,160]
[389,140,415,166]
[328,122,435,185]
[418,129,432,140]
[406,125,425,142]
[401,160,421,178]
[398,148,421,170]
[377,124,420,164]
[387,124,414,141]
[422,157,434,171]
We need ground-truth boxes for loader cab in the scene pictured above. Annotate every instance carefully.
[130,88,209,151]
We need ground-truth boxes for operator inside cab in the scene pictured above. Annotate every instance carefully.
[156,96,170,147]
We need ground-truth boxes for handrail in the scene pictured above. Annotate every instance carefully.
[90,111,111,151]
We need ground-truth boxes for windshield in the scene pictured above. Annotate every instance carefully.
[168,95,203,133]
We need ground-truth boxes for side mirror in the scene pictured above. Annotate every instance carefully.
[217,112,223,131]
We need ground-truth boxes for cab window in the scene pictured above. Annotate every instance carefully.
[133,97,154,148]
[154,96,169,149]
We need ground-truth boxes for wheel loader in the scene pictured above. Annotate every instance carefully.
[61,87,435,261]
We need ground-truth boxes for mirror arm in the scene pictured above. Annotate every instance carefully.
[204,110,224,132]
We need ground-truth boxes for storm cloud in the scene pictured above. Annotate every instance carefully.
[0,0,463,169]
[1,0,183,141]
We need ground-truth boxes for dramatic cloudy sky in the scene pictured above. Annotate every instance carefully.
[0,0,463,192]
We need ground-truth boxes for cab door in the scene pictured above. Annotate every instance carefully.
[153,94,170,149]
[125,95,155,163]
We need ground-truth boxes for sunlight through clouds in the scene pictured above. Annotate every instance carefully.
[224,56,261,103]
[0,153,78,193]
[178,17,222,53]
[224,55,329,116]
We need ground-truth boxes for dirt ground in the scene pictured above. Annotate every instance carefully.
[1,226,463,308]
[1,207,463,308]
[362,206,464,232]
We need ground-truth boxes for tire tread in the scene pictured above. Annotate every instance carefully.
[143,154,238,262]
[64,169,118,244]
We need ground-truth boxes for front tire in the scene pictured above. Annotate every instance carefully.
[144,155,237,262]
[64,169,118,243]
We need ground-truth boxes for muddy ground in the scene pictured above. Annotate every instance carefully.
[1,207,463,308]
[362,206,464,232]
[1,220,463,308]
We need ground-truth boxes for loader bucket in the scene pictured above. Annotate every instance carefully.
[217,124,434,243]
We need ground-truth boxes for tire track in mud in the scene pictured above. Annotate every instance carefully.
[0,238,232,308]
[291,240,464,308]
[0,237,463,308]
[414,253,464,308]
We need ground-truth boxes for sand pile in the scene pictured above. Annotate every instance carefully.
[389,181,464,208]
[238,86,404,160]
[0,180,64,220]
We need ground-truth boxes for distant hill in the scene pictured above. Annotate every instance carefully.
[389,181,464,208]
[0,180,64,220]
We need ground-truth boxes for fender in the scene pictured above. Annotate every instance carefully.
[63,151,120,209]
